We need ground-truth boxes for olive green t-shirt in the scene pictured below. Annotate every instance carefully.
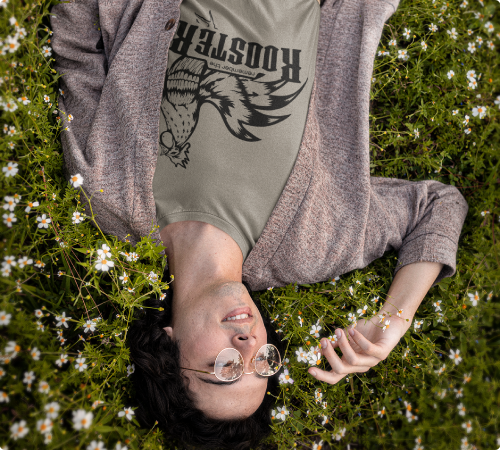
[153,0,320,262]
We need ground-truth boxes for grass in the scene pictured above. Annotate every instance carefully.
[0,0,499,448]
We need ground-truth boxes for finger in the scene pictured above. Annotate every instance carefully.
[347,327,386,361]
[335,328,362,365]
[307,366,344,385]
[320,338,372,375]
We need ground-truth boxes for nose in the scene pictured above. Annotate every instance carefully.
[231,333,259,373]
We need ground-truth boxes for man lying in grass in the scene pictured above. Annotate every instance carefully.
[49,0,469,448]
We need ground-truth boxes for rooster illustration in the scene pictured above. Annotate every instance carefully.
[159,55,308,168]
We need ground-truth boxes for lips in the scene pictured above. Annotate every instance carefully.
[222,307,253,324]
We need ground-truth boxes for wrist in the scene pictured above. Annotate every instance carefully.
[377,303,413,336]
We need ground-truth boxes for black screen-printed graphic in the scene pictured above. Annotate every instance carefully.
[159,9,309,169]
[159,56,308,169]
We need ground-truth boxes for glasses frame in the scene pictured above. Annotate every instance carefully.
[180,343,282,382]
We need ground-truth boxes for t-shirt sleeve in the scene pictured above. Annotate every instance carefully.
[362,176,469,288]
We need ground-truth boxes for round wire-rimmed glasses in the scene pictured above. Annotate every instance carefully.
[180,344,282,382]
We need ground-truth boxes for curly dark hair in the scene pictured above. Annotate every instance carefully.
[127,266,285,450]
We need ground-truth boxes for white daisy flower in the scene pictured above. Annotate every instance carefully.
[275,405,289,421]
[462,420,472,433]
[55,312,71,328]
[2,161,19,177]
[3,196,16,211]
[279,368,294,384]
[75,357,88,372]
[69,173,83,188]
[24,200,39,212]
[10,420,29,440]
[72,211,84,224]
[30,347,40,360]
[357,305,368,316]
[472,105,487,119]
[95,257,114,272]
[429,23,438,32]
[333,427,346,441]
[310,324,322,338]
[295,347,308,363]
[3,212,16,227]
[397,49,409,60]
[55,353,69,367]
[118,406,135,421]
[45,402,60,419]
[84,320,97,333]
[38,380,50,394]
[5,340,20,356]
[126,364,135,376]
[97,244,112,259]
[307,346,322,366]
[147,271,159,284]
[17,95,30,105]
[0,390,10,403]
[447,27,458,39]
[36,214,51,228]
[0,310,12,326]
[72,409,93,430]
[17,256,33,268]
[36,417,53,435]
[449,348,462,365]
[3,255,17,268]
[23,370,35,385]
[119,272,130,285]
[467,291,480,306]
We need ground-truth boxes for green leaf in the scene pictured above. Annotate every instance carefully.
[94,425,117,433]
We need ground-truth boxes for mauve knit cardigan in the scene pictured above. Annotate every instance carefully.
[50,0,469,291]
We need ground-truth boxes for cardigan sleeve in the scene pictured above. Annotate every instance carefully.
[361,177,469,288]
[49,0,107,168]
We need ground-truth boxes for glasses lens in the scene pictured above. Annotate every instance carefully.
[255,344,281,376]
[214,348,244,381]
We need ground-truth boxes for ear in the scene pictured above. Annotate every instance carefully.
[163,326,173,338]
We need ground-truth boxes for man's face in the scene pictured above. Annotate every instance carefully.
[164,281,269,419]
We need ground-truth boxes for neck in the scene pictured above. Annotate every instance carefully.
[160,221,244,303]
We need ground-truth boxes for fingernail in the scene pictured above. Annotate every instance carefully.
[321,339,327,348]
[335,328,342,338]
[310,369,317,376]
[348,327,355,337]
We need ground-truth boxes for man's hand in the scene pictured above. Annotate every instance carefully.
[307,314,411,385]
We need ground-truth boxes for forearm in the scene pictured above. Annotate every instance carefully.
[379,261,444,331]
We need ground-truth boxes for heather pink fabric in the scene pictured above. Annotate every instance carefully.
[50,0,469,291]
